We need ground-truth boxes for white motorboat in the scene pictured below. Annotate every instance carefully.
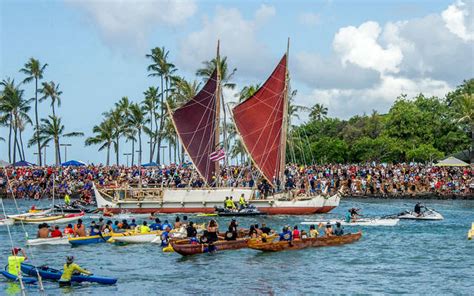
[397,208,444,220]
[112,233,160,244]
[301,218,400,227]
[26,237,69,246]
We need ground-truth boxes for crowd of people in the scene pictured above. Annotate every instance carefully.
[0,162,472,201]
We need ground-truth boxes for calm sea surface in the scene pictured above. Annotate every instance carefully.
[1,198,473,295]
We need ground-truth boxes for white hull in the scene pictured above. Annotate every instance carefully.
[93,184,340,215]
[113,233,160,244]
[398,210,444,220]
[8,208,53,218]
[0,218,14,226]
[26,237,69,246]
[12,213,85,224]
[302,218,400,227]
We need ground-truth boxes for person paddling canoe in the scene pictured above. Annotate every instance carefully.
[59,256,92,287]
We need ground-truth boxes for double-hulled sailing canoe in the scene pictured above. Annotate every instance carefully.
[93,43,341,215]
[247,232,362,252]
[171,238,249,256]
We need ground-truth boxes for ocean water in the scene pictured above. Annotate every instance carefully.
[0,198,473,295]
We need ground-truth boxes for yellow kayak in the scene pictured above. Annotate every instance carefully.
[469,222,474,240]
[197,213,217,217]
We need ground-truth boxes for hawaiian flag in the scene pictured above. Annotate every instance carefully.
[210,148,226,162]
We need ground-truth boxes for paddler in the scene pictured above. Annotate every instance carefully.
[8,248,27,276]
[225,196,234,209]
[324,223,334,237]
[139,221,151,233]
[89,221,101,236]
[59,256,92,287]
[37,223,50,238]
[51,225,63,238]
[103,205,113,217]
[73,219,86,237]
[279,226,292,241]
[309,225,319,238]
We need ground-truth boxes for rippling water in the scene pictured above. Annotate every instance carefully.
[1,198,473,295]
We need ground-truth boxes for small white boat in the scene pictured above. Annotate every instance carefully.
[113,233,160,244]
[398,209,444,220]
[301,218,399,227]
[26,237,69,246]
[8,208,53,219]
[11,212,85,224]
[0,218,14,226]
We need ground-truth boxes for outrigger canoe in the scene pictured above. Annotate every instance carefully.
[110,232,161,244]
[1,270,37,284]
[0,218,14,226]
[8,208,53,219]
[21,263,117,285]
[26,236,69,246]
[11,212,84,224]
[171,238,249,256]
[68,234,113,246]
[247,232,362,252]
[301,218,399,227]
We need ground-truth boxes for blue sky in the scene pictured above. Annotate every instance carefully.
[1,0,473,165]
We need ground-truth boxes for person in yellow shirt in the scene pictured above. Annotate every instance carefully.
[64,193,71,205]
[59,256,91,287]
[8,248,27,276]
[139,221,151,233]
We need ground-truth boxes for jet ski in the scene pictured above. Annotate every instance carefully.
[54,203,94,213]
[215,205,266,217]
[397,208,444,220]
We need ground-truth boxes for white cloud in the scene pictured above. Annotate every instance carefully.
[178,5,276,77]
[333,21,403,74]
[69,0,197,48]
[299,12,321,26]
[442,0,474,41]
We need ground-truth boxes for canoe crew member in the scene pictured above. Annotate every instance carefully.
[112,221,120,232]
[325,223,334,237]
[89,221,101,236]
[239,194,247,210]
[292,225,301,240]
[129,219,137,229]
[64,193,71,205]
[345,210,352,223]
[102,220,113,233]
[279,226,292,241]
[248,225,258,238]
[150,218,162,231]
[64,224,74,236]
[333,222,344,236]
[182,216,188,227]
[186,221,197,238]
[140,221,151,233]
[8,248,27,276]
[161,220,172,231]
[309,225,319,238]
[74,219,86,237]
[174,216,182,229]
[224,197,229,208]
[51,225,63,238]
[37,223,50,238]
[260,223,272,235]
[229,196,237,210]
[225,219,238,241]
[97,218,105,230]
[206,220,219,243]
[59,256,92,287]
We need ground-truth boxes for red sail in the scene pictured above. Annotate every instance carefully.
[232,55,287,183]
[171,70,218,184]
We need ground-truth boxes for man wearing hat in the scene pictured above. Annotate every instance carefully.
[59,256,91,287]
[8,248,27,276]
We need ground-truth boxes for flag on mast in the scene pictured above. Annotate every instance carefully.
[210,148,226,162]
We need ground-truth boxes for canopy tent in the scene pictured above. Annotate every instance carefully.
[11,160,36,167]
[61,160,87,167]
[141,162,159,167]
[0,160,10,167]
[434,156,470,167]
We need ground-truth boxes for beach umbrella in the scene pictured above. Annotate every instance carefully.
[141,162,159,167]
[61,160,87,167]
[11,160,36,167]
[434,156,469,167]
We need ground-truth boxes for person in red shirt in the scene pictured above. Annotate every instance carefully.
[51,226,63,238]
[292,225,301,240]
[64,224,74,236]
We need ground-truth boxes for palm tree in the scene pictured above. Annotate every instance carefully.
[235,84,260,103]
[103,108,124,166]
[29,115,83,165]
[0,78,32,163]
[143,87,159,162]
[127,103,146,166]
[39,81,62,117]
[309,103,328,122]
[85,118,114,165]
[146,46,175,164]
[197,56,237,164]
[20,58,47,165]
[455,93,474,162]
